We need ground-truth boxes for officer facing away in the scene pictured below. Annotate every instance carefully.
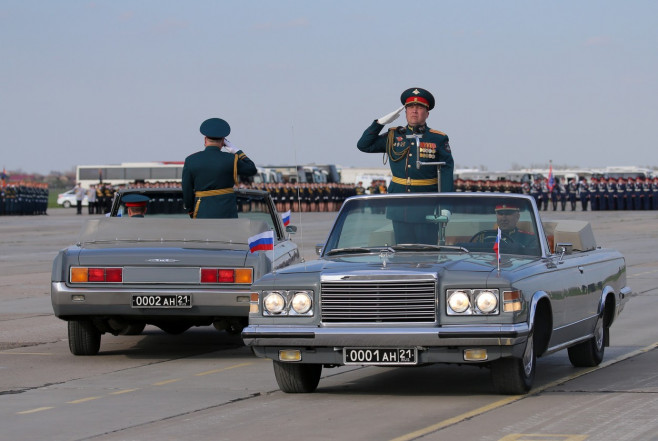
[357,87,454,193]
[182,118,257,219]
[123,194,149,218]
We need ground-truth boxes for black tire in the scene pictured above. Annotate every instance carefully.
[568,315,605,367]
[157,323,191,335]
[491,332,535,394]
[273,361,322,393]
[226,318,247,335]
[118,323,146,336]
[68,320,101,356]
[62,200,71,208]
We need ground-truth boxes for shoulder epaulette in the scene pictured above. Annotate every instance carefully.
[429,129,447,136]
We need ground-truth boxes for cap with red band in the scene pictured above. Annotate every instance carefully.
[122,193,150,207]
[495,204,519,212]
[400,87,435,110]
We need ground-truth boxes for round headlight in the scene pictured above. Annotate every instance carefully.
[476,291,498,313]
[291,292,312,314]
[448,291,470,313]
[263,292,286,314]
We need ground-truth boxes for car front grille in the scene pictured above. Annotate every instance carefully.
[321,279,437,323]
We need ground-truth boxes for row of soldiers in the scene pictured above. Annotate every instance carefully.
[523,176,658,211]
[567,176,658,211]
[76,181,368,215]
[248,182,364,212]
[0,183,49,215]
[455,176,658,211]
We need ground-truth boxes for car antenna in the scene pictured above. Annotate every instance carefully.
[291,122,306,264]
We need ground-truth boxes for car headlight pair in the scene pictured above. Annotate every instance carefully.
[447,289,499,315]
[263,290,313,316]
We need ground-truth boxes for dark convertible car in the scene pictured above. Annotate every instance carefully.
[243,193,631,394]
[51,187,299,355]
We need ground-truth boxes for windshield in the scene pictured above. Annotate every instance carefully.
[114,192,279,232]
[323,195,541,257]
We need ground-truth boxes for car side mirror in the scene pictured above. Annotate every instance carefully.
[286,225,297,233]
[315,244,324,256]
[555,242,573,262]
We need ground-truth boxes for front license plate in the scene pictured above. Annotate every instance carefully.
[343,348,417,365]
[131,294,192,308]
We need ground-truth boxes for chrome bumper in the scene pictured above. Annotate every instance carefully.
[51,282,253,317]
[242,323,530,347]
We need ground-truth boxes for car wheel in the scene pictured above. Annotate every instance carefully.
[568,315,605,367]
[63,201,71,208]
[491,331,535,394]
[273,361,322,393]
[68,320,101,356]
[157,323,191,335]
[118,323,146,336]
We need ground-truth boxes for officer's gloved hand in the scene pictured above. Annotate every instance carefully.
[377,105,405,125]
[223,139,238,154]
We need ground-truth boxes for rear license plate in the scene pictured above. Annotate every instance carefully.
[343,348,417,365]
[131,294,192,308]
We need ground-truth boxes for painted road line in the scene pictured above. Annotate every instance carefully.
[109,388,140,395]
[16,407,54,415]
[195,362,253,376]
[152,378,181,386]
[0,352,53,355]
[388,341,658,441]
[67,396,102,404]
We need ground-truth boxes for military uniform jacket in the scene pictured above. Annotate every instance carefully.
[182,146,257,218]
[357,121,454,193]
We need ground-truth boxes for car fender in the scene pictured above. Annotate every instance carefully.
[528,290,553,356]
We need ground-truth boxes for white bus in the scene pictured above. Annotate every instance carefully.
[76,162,184,188]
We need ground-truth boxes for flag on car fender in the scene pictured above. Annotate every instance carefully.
[493,227,501,272]
[248,230,274,253]
[282,210,291,226]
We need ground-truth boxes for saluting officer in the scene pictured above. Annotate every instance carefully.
[182,118,257,219]
[357,87,454,193]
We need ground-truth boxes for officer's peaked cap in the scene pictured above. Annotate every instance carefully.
[200,118,231,138]
[122,193,150,207]
[401,87,435,110]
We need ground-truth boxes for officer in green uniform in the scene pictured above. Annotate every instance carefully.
[357,88,455,244]
[357,87,454,193]
[182,118,257,218]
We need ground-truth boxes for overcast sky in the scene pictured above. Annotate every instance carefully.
[2,1,657,175]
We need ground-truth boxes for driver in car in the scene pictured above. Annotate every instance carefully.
[495,204,536,248]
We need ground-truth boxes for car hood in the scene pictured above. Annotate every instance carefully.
[273,252,538,275]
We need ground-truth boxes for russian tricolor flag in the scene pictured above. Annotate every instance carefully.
[248,230,274,253]
[493,227,501,272]
[281,210,291,226]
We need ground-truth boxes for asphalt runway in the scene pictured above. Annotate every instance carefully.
[1,206,657,441]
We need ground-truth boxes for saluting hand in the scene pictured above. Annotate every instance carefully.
[377,105,405,125]
[223,139,238,154]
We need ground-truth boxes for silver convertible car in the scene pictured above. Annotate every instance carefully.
[51,188,299,355]
[242,193,631,394]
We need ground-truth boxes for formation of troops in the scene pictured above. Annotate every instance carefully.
[0,182,49,215]
[3,174,658,216]
[455,176,658,211]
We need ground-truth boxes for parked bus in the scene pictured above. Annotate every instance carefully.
[76,162,184,188]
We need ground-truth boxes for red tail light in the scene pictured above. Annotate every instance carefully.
[200,268,253,284]
[201,268,218,283]
[70,267,123,283]
[218,269,234,283]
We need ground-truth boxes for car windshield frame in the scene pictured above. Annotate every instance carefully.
[322,193,545,258]
[110,188,286,240]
